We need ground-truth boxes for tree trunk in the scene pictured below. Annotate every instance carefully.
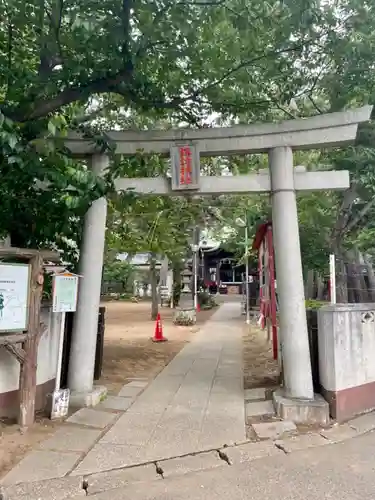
[347,250,366,303]
[363,253,375,302]
[159,256,169,286]
[172,260,183,308]
[305,270,315,299]
[316,272,325,300]
[335,255,348,303]
[150,254,159,320]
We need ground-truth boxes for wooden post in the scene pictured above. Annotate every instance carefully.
[0,248,59,428]
[19,253,44,428]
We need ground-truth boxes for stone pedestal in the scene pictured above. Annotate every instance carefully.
[273,389,329,425]
[318,303,375,421]
[69,386,107,408]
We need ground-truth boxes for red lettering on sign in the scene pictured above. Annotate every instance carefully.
[179,146,193,185]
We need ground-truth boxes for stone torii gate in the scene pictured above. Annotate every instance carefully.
[64,106,372,418]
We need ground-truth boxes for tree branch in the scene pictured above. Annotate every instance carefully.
[308,95,323,114]
[177,0,227,5]
[119,0,133,63]
[330,183,358,250]
[344,198,375,235]
[5,5,13,99]
[8,68,133,122]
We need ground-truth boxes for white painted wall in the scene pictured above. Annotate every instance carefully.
[318,304,375,392]
[0,306,62,394]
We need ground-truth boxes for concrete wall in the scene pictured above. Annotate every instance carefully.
[0,306,62,418]
[318,303,375,421]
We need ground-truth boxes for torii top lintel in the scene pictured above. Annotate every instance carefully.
[63,106,372,157]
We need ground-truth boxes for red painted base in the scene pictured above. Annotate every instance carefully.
[322,380,375,422]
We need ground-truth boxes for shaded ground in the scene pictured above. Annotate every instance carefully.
[0,301,216,478]
[242,322,281,439]
[243,322,280,390]
[98,301,216,395]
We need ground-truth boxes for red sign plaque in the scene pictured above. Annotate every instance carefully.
[170,143,200,190]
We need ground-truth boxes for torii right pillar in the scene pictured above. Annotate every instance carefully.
[269,147,314,400]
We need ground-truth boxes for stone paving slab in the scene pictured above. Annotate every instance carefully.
[71,443,147,476]
[60,433,375,500]
[223,441,282,464]
[320,424,358,442]
[275,433,328,453]
[100,411,162,446]
[86,464,156,495]
[1,476,85,500]
[348,412,375,434]
[67,408,118,429]
[245,387,266,401]
[39,426,102,453]
[117,384,146,398]
[252,421,297,440]
[1,450,82,485]
[159,451,225,477]
[97,395,134,411]
[125,380,149,388]
[145,428,202,460]
[246,400,275,417]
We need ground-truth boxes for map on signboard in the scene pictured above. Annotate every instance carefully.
[52,273,79,313]
[0,263,30,332]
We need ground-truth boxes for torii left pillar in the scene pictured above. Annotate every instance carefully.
[68,154,109,406]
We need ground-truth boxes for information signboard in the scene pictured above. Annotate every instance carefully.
[0,263,30,332]
[170,143,200,190]
[52,272,79,313]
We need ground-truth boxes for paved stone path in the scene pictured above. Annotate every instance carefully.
[3,412,375,499]
[4,301,375,499]
[73,301,245,476]
[1,302,246,486]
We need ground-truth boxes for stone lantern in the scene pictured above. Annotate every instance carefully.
[181,267,192,294]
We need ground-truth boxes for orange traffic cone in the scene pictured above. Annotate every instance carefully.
[152,313,168,342]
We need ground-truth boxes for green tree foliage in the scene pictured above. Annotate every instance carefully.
[1,0,375,280]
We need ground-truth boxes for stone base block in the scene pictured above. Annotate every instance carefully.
[69,386,107,408]
[273,389,329,425]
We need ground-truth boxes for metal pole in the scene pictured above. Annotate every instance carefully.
[245,225,250,325]
[54,311,66,393]
[193,249,198,310]
[329,254,336,304]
